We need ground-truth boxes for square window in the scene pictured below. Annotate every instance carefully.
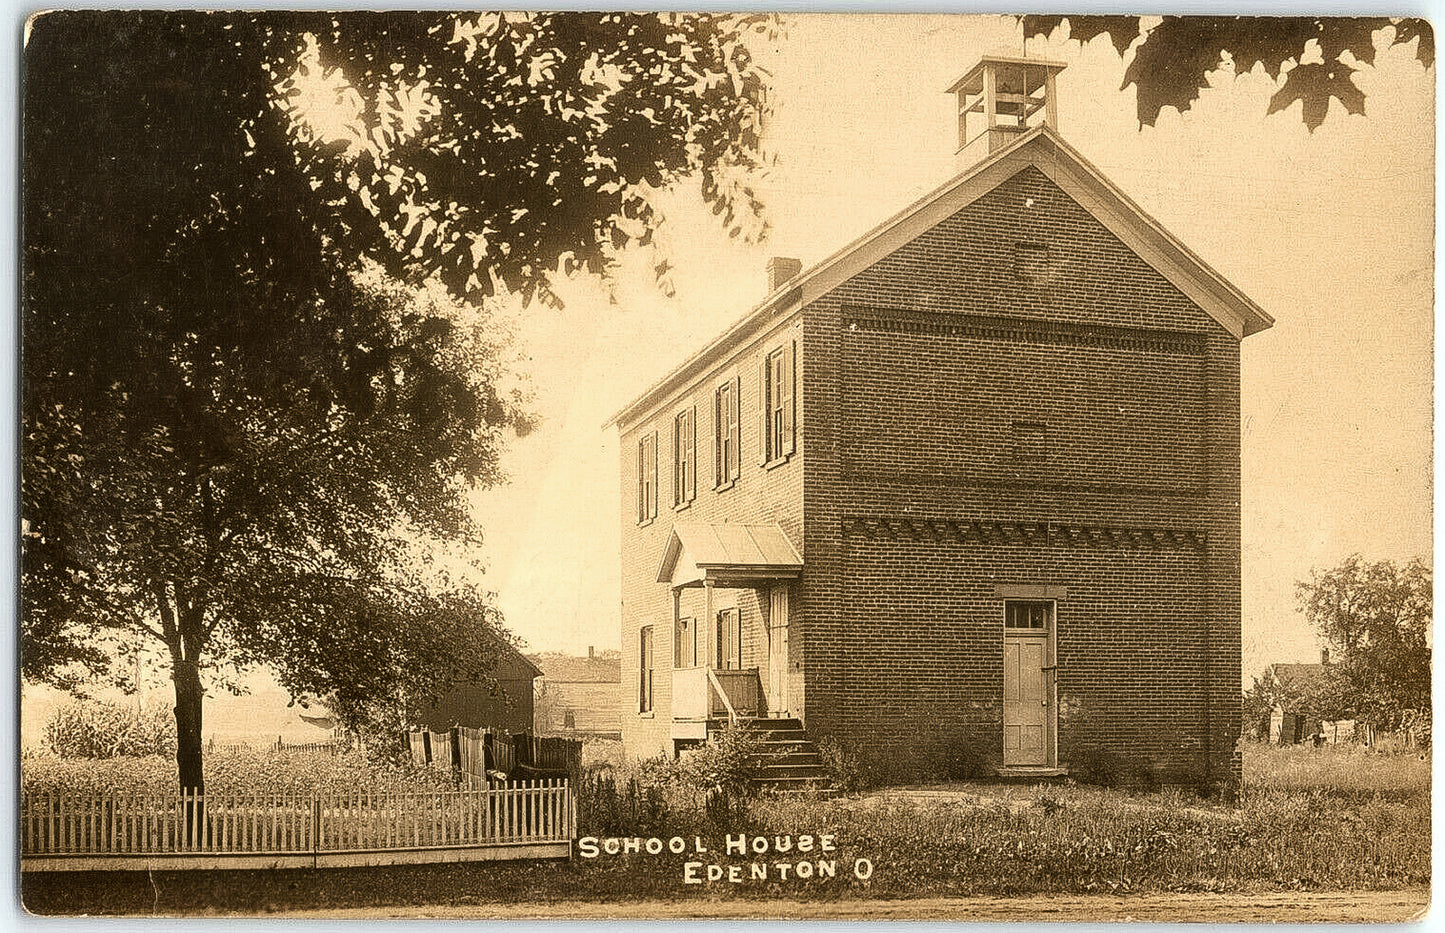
[1013,242,1053,282]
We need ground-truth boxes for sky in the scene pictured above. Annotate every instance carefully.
[464,14,1434,685]
[17,14,1436,743]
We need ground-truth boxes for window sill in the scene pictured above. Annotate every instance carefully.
[763,453,793,471]
[638,711,655,719]
[713,480,736,493]
[637,517,655,528]
[672,499,693,513]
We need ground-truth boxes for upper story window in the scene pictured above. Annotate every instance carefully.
[636,431,658,524]
[713,376,741,490]
[760,341,796,466]
[673,406,696,508]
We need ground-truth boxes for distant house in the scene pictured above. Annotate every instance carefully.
[531,649,622,738]
[414,640,541,735]
[1266,661,1354,745]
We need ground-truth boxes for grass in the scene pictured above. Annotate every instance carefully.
[21,745,455,797]
[21,741,1430,914]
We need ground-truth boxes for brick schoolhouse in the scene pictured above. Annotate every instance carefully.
[607,55,1272,791]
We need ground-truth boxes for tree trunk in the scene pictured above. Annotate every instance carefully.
[173,656,206,844]
[173,656,205,791]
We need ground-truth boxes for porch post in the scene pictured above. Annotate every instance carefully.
[703,579,714,669]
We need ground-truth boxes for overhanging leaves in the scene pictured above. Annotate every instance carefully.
[1023,15,1434,130]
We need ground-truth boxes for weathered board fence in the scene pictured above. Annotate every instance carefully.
[409,727,582,787]
[21,782,574,871]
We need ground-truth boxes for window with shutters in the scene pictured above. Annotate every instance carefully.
[638,626,654,713]
[636,432,657,524]
[672,407,696,508]
[712,376,740,491]
[715,609,741,670]
[760,341,796,466]
[674,616,698,668]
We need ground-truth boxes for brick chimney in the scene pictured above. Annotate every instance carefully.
[946,52,1066,171]
[766,256,802,292]
[588,645,595,660]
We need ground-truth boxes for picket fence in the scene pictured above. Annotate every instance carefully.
[21,782,574,871]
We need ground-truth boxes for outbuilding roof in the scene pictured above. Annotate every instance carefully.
[606,124,1273,431]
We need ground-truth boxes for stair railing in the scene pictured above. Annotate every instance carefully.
[706,667,739,725]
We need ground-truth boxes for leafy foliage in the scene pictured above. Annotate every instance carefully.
[672,722,781,796]
[1243,663,1358,739]
[815,734,865,793]
[1024,16,1434,130]
[43,699,178,759]
[22,11,777,790]
[1296,555,1431,731]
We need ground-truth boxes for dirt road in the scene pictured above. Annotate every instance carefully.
[262,889,1429,922]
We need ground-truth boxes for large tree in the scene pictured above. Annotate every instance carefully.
[1024,16,1434,130]
[1296,555,1431,734]
[22,11,775,791]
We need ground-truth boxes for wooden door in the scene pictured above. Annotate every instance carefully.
[1003,633,1049,766]
[767,586,789,716]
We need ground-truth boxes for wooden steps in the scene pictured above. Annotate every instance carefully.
[711,717,831,793]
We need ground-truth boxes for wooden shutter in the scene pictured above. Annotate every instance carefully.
[688,406,696,501]
[759,354,770,465]
[648,432,658,518]
[728,376,741,480]
[636,438,646,522]
[712,387,722,488]
[671,415,680,507]
[782,340,796,456]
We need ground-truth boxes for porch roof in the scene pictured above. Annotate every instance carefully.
[656,523,803,588]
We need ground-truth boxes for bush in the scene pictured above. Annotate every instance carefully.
[44,698,177,759]
[575,765,677,837]
[674,722,779,796]
[816,735,865,793]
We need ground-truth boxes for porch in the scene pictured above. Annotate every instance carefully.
[656,523,802,741]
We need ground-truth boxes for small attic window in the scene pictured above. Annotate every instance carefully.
[1013,242,1053,282]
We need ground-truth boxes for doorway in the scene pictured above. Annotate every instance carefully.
[1002,600,1054,766]
[767,585,790,716]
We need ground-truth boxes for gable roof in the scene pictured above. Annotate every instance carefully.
[1270,662,1328,685]
[529,653,621,684]
[607,124,1273,430]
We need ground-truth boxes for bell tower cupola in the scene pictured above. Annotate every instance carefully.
[946,52,1067,170]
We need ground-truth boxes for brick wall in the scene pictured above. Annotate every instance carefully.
[618,314,806,759]
[803,165,1243,790]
